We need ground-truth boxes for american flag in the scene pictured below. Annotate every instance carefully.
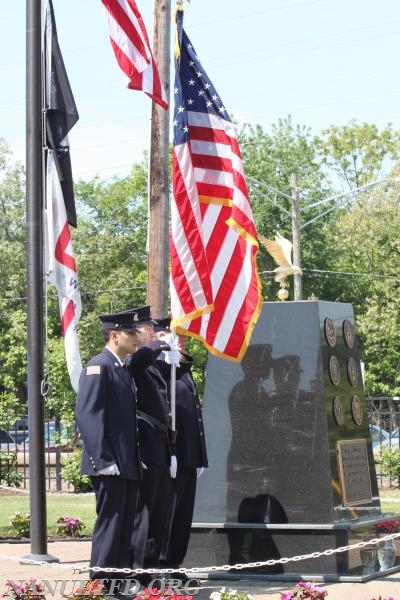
[101,0,168,109]
[170,8,262,362]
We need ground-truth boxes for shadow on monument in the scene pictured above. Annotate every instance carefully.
[225,343,299,573]
[228,494,288,572]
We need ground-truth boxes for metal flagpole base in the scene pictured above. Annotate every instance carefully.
[20,553,60,564]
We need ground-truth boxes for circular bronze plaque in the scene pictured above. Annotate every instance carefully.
[333,396,344,426]
[324,317,336,347]
[328,355,341,386]
[347,356,359,387]
[351,395,363,425]
[343,319,355,348]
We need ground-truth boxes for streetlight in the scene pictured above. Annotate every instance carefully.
[300,177,400,229]
[248,176,400,300]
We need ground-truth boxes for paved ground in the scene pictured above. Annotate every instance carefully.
[0,541,399,600]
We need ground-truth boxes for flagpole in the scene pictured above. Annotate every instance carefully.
[147,0,171,317]
[24,0,58,563]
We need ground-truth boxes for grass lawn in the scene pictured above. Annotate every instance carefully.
[378,487,400,514]
[0,491,97,537]
[1,488,399,538]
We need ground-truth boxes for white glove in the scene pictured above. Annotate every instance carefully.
[197,467,204,479]
[164,348,180,365]
[163,332,175,347]
[170,455,177,478]
[162,333,180,365]
[98,463,120,476]
[142,462,147,470]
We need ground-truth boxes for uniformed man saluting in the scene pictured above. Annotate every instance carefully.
[76,308,149,589]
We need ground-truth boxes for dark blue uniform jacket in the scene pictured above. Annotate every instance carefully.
[76,347,142,480]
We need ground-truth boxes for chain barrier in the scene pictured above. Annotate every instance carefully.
[0,533,399,575]
[0,485,94,497]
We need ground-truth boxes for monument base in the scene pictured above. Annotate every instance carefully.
[184,518,400,581]
[207,564,400,583]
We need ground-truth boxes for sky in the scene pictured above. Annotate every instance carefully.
[1,0,400,182]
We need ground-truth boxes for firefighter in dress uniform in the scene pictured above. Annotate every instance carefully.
[126,307,179,577]
[76,308,150,587]
[162,332,208,577]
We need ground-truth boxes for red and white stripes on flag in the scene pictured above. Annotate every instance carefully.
[170,9,262,362]
[46,154,82,392]
[101,0,168,109]
[44,0,82,392]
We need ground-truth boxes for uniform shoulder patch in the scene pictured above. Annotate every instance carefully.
[87,365,101,375]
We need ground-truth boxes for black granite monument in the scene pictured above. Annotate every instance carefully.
[184,301,394,580]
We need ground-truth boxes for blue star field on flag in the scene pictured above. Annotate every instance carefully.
[174,10,230,146]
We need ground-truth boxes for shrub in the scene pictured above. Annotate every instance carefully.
[210,589,253,600]
[71,580,106,599]
[380,448,400,487]
[1,578,46,600]
[62,448,92,492]
[280,582,327,599]
[9,512,30,538]
[56,515,85,537]
[0,451,22,488]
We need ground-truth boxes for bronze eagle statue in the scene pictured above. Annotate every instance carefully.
[258,232,303,283]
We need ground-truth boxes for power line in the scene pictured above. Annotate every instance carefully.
[3,269,399,307]
[302,268,400,280]
[1,284,148,304]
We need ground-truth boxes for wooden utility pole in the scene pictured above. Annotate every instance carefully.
[291,172,302,301]
[147,0,171,317]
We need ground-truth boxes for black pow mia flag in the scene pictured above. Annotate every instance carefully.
[44,0,79,227]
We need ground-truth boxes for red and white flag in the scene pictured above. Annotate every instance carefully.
[44,0,82,392]
[46,154,82,392]
[101,0,168,109]
[170,9,262,362]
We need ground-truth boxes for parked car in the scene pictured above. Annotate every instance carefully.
[17,421,76,465]
[7,416,29,444]
[0,428,18,452]
[19,421,75,452]
[381,428,400,449]
[369,424,389,450]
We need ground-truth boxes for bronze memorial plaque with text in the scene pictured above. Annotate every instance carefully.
[336,439,372,506]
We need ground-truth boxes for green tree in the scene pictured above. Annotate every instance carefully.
[41,160,150,418]
[325,179,399,395]
[239,116,335,300]
[72,160,149,363]
[315,120,400,190]
[0,392,19,429]
[0,141,26,407]
[358,287,400,396]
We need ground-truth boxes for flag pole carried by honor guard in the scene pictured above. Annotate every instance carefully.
[170,329,177,439]
[167,0,187,443]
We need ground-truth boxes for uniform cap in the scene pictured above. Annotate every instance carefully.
[153,316,171,332]
[99,305,157,332]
